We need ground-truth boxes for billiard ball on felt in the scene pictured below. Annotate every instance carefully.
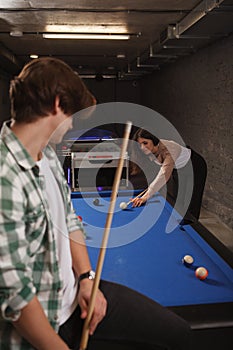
[182,254,194,267]
[119,202,128,210]
[195,267,208,280]
[93,198,100,206]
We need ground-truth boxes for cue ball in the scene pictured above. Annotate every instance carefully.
[182,255,194,267]
[195,267,208,280]
[120,202,128,210]
[93,198,99,206]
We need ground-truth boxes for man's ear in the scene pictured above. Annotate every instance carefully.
[53,96,60,115]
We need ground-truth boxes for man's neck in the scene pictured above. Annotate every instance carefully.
[10,119,51,161]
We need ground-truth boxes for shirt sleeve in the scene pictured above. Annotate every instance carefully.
[148,151,175,197]
[147,142,180,197]
[0,177,36,321]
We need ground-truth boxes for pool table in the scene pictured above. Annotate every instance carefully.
[71,190,233,347]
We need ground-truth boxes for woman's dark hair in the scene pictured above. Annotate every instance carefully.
[129,128,160,178]
[132,128,160,146]
[9,57,95,123]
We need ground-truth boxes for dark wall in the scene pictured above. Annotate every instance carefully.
[83,78,141,104]
[0,69,11,128]
[83,77,141,137]
[140,33,233,229]
[0,72,141,130]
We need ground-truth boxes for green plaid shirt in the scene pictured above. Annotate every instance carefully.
[0,121,83,349]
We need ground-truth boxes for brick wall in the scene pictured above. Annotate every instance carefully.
[140,33,233,228]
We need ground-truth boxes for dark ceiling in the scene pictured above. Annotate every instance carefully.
[0,0,232,79]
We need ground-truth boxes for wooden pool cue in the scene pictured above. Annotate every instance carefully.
[79,121,132,350]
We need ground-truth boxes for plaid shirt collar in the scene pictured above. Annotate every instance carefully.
[1,120,37,171]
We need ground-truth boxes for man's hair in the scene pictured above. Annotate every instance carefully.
[9,57,94,123]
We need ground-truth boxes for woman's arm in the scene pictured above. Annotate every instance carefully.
[132,145,175,207]
[147,152,175,197]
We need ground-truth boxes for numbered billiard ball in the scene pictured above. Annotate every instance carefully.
[93,198,100,206]
[195,267,208,280]
[182,254,194,267]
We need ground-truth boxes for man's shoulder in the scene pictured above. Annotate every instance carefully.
[44,144,57,158]
[0,143,19,180]
[0,138,13,163]
[44,144,63,172]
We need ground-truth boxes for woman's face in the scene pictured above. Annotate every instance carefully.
[137,137,159,155]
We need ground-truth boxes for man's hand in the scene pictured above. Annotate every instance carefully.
[78,279,107,335]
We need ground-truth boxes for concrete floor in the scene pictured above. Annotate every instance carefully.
[199,207,233,252]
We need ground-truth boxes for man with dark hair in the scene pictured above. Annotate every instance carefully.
[0,57,190,350]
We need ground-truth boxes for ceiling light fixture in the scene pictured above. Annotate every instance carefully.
[45,25,128,34]
[10,30,23,37]
[117,54,126,58]
[42,33,130,40]
[30,54,39,59]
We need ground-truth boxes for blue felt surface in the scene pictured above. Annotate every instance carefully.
[72,192,233,307]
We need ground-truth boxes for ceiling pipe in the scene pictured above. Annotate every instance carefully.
[136,57,159,69]
[149,0,224,64]
[149,46,178,59]
[174,0,225,38]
